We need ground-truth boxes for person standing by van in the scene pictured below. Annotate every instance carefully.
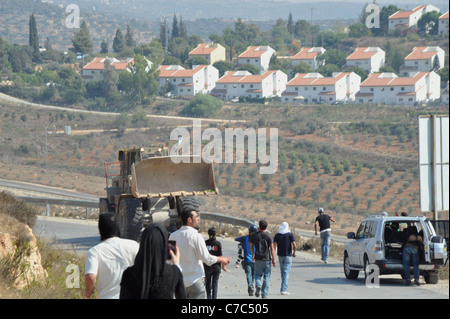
[314,208,335,263]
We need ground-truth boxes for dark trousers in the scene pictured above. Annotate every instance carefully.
[205,266,221,299]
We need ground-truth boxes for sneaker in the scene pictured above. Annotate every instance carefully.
[281,291,290,295]
[255,287,261,297]
[414,281,420,286]
[248,287,254,296]
[405,280,413,286]
[324,260,328,264]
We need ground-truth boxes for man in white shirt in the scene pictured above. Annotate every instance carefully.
[169,209,231,299]
[84,212,139,299]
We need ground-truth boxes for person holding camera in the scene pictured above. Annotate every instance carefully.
[120,224,186,299]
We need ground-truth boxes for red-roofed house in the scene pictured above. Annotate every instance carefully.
[438,11,449,35]
[157,64,219,97]
[188,43,226,65]
[82,57,147,81]
[290,47,326,71]
[211,69,287,100]
[281,72,361,104]
[345,47,385,73]
[237,46,276,73]
[400,46,445,75]
[388,5,440,31]
[356,71,441,105]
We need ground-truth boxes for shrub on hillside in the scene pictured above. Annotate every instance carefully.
[0,192,37,228]
[180,94,222,118]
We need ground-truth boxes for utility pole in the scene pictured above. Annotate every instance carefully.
[45,124,48,173]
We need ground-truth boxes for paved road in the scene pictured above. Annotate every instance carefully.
[34,216,449,299]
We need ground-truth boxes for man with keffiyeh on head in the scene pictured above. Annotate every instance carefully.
[273,222,297,295]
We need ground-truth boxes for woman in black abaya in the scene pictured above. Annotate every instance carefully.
[120,224,186,299]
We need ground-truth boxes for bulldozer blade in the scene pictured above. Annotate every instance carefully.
[131,156,218,198]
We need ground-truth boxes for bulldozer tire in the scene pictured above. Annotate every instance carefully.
[176,196,200,215]
[118,198,143,241]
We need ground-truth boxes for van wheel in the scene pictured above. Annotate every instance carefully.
[363,255,375,280]
[423,271,439,284]
[344,252,359,279]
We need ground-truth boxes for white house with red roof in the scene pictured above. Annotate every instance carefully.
[188,43,226,65]
[237,46,276,73]
[290,47,326,71]
[438,11,449,35]
[281,72,361,104]
[157,64,219,97]
[344,47,385,73]
[388,5,440,31]
[82,56,144,81]
[211,69,287,101]
[400,46,445,75]
[355,71,441,105]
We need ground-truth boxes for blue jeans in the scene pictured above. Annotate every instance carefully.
[278,256,292,292]
[403,246,419,282]
[254,260,272,297]
[243,261,255,289]
[320,231,331,261]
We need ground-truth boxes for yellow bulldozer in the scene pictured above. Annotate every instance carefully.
[99,146,218,240]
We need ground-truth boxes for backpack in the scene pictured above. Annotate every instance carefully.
[254,231,270,260]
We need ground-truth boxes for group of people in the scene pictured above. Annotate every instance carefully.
[84,207,335,299]
[234,220,297,298]
[84,209,231,299]
[233,207,334,298]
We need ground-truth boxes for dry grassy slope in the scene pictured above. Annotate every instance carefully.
[0,97,448,236]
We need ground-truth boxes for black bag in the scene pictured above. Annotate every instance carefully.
[254,232,270,260]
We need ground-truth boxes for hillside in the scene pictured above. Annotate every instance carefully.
[1,94,448,236]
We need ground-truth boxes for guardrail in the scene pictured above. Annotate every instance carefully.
[18,196,256,227]
[20,195,351,243]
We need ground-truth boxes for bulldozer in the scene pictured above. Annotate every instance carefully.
[99,145,218,240]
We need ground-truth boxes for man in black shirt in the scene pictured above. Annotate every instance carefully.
[250,220,276,298]
[314,208,335,263]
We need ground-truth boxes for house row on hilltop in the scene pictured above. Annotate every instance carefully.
[388,5,449,35]
[81,43,447,105]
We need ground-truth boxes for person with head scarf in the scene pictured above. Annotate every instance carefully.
[273,222,297,295]
[84,212,139,299]
[120,224,186,299]
[203,227,222,299]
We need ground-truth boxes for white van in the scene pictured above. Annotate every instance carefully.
[344,215,447,284]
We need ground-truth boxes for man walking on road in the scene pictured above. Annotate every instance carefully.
[314,208,335,263]
[273,222,297,295]
[250,220,276,298]
[84,212,139,299]
[169,209,231,299]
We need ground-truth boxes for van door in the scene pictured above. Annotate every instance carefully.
[353,222,368,267]
[420,220,432,263]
